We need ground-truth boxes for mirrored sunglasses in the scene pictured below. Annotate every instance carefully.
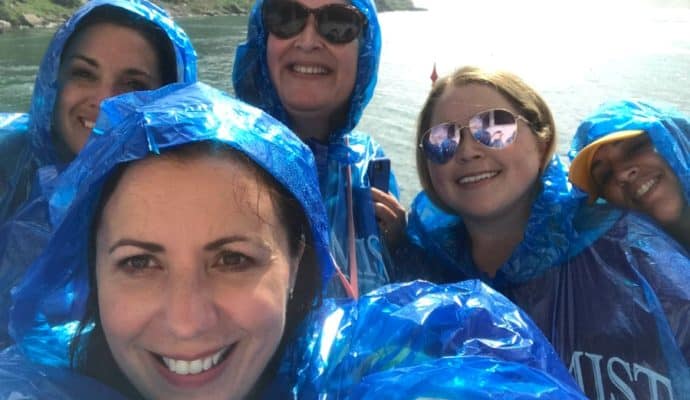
[263,0,366,45]
[420,108,528,164]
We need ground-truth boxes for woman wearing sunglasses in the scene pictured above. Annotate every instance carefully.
[233,0,405,298]
[2,82,586,399]
[405,66,690,399]
[568,99,689,250]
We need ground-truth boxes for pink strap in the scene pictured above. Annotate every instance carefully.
[344,161,359,299]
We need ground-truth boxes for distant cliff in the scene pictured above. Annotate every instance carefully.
[0,0,418,32]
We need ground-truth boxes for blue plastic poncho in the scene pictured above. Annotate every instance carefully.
[268,280,586,399]
[2,82,585,399]
[0,0,197,349]
[407,155,690,399]
[8,81,334,368]
[232,0,399,297]
[569,99,690,206]
[0,0,198,225]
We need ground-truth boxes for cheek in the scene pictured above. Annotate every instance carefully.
[97,273,152,345]
[216,268,290,333]
[341,44,359,87]
[427,162,450,190]
[266,37,283,84]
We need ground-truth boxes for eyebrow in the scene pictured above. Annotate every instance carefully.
[203,236,271,252]
[67,54,155,78]
[109,239,165,254]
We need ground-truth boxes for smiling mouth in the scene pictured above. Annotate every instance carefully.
[290,64,329,75]
[78,117,95,130]
[457,171,499,184]
[157,345,233,376]
[635,177,659,199]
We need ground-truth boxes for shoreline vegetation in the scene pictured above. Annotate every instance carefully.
[0,0,420,32]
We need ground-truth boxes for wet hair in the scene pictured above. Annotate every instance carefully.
[415,66,557,213]
[61,5,178,85]
[69,142,322,398]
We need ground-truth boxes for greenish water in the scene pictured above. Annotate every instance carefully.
[2,7,690,205]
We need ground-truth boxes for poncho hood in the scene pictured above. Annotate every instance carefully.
[28,0,197,167]
[569,99,690,203]
[10,82,335,366]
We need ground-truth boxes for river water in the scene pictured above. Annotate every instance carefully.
[1,0,689,205]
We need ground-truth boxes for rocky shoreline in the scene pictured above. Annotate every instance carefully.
[0,0,419,33]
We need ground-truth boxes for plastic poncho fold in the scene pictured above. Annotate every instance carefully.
[568,99,690,205]
[232,0,400,297]
[0,0,198,225]
[268,280,585,399]
[406,155,690,400]
[2,82,585,399]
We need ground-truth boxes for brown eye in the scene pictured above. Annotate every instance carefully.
[215,251,252,271]
[118,254,155,270]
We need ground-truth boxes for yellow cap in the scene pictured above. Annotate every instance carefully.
[568,130,646,203]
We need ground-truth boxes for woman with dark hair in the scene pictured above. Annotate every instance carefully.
[569,99,689,249]
[0,0,197,224]
[2,82,585,399]
[0,0,197,347]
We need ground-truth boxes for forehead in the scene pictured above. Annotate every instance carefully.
[102,155,280,226]
[591,134,649,163]
[432,83,515,124]
[64,22,154,56]
[296,0,349,7]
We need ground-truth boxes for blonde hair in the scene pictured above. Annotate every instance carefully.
[415,66,556,213]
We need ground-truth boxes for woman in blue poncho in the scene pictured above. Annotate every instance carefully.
[2,82,586,399]
[406,66,690,399]
[232,0,406,298]
[0,0,198,348]
[568,100,689,249]
[0,0,197,224]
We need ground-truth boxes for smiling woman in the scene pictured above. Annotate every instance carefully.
[7,82,329,399]
[79,144,318,400]
[568,99,690,250]
[0,81,591,399]
[0,0,197,226]
[232,0,408,298]
[404,65,690,399]
[0,0,197,352]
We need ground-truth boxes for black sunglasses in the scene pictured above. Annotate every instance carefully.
[420,108,528,164]
[262,0,366,44]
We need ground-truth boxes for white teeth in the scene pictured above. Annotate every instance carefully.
[636,178,658,198]
[459,171,498,184]
[292,64,327,75]
[161,346,228,376]
[82,119,95,129]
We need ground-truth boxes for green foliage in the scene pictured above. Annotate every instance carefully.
[0,0,71,25]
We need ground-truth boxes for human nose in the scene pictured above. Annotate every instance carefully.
[614,163,639,184]
[294,14,323,50]
[453,128,484,163]
[87,82,119,109]
[163,272,219,339]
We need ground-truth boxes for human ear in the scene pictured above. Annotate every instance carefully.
[288,233,306,295]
